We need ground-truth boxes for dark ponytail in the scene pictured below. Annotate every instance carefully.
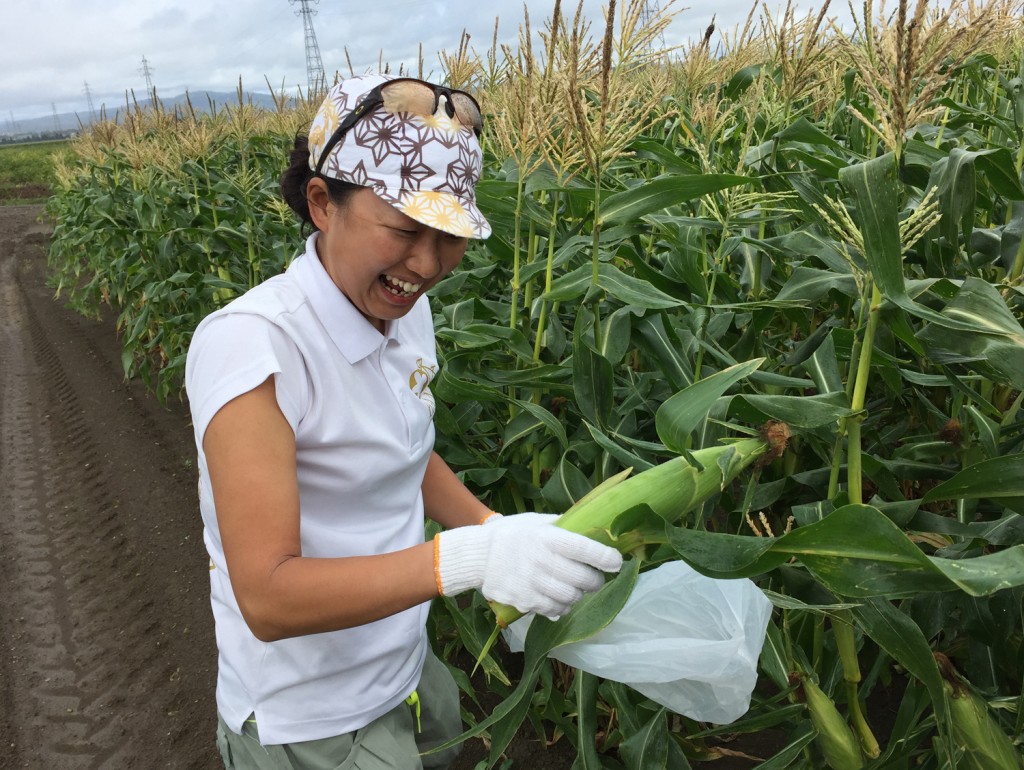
[279,132,361,232]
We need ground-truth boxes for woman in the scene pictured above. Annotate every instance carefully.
[185,74,622,769]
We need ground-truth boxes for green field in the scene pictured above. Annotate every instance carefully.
[0,140,70,204]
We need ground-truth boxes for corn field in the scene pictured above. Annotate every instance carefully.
[47,0,1024,766]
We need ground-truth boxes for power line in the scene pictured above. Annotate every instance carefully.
[289,0,325,97]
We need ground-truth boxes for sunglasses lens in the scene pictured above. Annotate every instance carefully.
[381,81,438,116]
[380,80,482,134]
[450,93,483,132]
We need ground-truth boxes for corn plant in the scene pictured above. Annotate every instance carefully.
[46,86,314,400]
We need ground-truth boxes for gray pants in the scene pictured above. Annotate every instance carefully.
[216,650,463,770]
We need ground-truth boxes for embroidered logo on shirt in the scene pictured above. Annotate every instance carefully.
[409,358,437,417]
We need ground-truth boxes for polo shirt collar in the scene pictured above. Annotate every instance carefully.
[289,233,403,363]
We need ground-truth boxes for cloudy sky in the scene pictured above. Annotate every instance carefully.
[1,0,844,125]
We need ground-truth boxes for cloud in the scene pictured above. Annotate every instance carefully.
[1,0,854,124]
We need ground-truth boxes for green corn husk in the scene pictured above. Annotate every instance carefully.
[803,676,865,770]
[938,655,1023,770]
[492,434,775,630]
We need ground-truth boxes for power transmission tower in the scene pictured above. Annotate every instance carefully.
[290,0,325,96]
[639,0,669,52]
[83,81,96,123]
[9,110,19,134]
[140,55,155,96]
[52,102,61,132]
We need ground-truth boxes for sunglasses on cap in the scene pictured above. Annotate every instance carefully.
[314,77,483,177]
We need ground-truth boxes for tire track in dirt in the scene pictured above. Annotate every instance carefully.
[0,206,219,769]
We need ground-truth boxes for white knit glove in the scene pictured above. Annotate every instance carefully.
[434,513,623,620]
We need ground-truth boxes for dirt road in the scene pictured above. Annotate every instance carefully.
[0,204,219,768]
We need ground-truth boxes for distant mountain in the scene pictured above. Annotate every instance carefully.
[132,90,286,115]
[2,90,289,138]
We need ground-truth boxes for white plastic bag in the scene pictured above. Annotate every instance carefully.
[503,560,773,724]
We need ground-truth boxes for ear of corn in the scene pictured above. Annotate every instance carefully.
[943,675,1022,769]
[472,432,780,672]
[566,466,634,510]
[934,652,1022,769]
[491,434,777,630]
[802,675,865,770]
[556,439,763,538]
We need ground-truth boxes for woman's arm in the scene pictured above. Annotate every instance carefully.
[421,451,494,529]
[204,376,437,642]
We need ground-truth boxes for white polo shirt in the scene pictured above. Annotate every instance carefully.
[185,233,438,745]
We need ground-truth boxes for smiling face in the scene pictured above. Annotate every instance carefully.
[307,181,468,332]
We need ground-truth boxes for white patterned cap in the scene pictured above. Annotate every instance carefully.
[307,74,491,239]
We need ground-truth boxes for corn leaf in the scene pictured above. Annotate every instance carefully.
[923,453,1024,512]
[618,707,670,770]
[432,560,641,765]
[777,116,850,153]
[776,267,859,301]
[435,366,506,403]
[439,597,511,688]
[571,671,603,769]
[631,137,700,174]
[573,324,614,429]
[730,392,852,429]
[917,278,1024,385]
[656,359,764,453]
[667,504,1024,597]
[584,421,655,472]
[801,331,845,394]
[595,263,681,309]
[543,455,598,510]
[635,313,695,390]
[599,174,752,226]
[841,158,1017,338]
[958,147,1024,200]
[725,64,765,99]
[759,621,791,691]
[852,598,954,759]
[750,729,817,769]
[934,149,981,249]
[490,559,641,766]
[839,153,905,301]
[501,399,569,452]
[764,229,856,275]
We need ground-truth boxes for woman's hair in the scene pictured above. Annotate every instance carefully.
[279,132,361,231]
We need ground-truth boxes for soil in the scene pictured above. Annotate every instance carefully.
[0,184,50,202]
[0,204,573,769]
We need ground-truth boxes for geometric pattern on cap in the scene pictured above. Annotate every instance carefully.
[307,74,491,239]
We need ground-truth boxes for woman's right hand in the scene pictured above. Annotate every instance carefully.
[434,513,623,619]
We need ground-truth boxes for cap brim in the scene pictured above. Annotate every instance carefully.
[385,188,491,240]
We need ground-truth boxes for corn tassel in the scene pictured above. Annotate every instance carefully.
[802,675,865,770]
